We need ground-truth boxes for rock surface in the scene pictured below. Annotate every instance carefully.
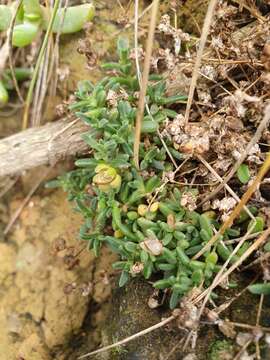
[0,189,117,360]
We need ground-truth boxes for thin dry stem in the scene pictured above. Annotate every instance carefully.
[184,0,218,125]
[78,315,175,359]
[197,154,255,221]
[133,0,159,169]
[194,151,270,260]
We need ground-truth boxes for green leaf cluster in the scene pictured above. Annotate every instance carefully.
[51,38,264,308]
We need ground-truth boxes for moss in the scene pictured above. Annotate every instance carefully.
[208,340,234,360]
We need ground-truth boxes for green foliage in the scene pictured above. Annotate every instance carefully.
[248,283,270,295]
[237,163,250,184]
[0,5,12,31]
[1,1,95,42]
[208,340,234,360]
[53,38,262,309]
[0,1,94,106]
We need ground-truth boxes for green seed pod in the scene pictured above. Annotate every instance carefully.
[2,67,32,91]
[0,5,12,31]
[0,80,9,105]
[12,22,40,47]
[41,4,95,34]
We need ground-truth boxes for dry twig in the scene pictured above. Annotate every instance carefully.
[184,0,218,125]
[133,0,159,169]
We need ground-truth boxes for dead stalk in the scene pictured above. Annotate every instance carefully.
[78,315,175,359]
[133,0,159,169]
[184,0,218,125]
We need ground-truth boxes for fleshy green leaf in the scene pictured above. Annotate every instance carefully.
[237,164,250,184]
[119,271,129,287]
[248,283,270,295]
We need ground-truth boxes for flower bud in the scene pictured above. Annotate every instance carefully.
[138,204,148,217]
[93,164,121,192]
[150,202,159,213]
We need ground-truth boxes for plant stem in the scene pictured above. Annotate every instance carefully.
[133,0,159,169]
[22,0,61,129]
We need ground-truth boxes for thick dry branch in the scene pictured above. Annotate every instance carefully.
[0,117,89,177]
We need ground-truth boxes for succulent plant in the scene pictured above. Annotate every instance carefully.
[48,38,265,308]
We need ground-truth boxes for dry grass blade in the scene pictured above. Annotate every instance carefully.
[133,0,160,169]
[193,151,270,260]
[22,0,61,129]
[184,0,218,125]
[255,283,265,360]
[78,315,175,359]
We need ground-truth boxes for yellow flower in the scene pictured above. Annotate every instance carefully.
[93,164,121,192]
